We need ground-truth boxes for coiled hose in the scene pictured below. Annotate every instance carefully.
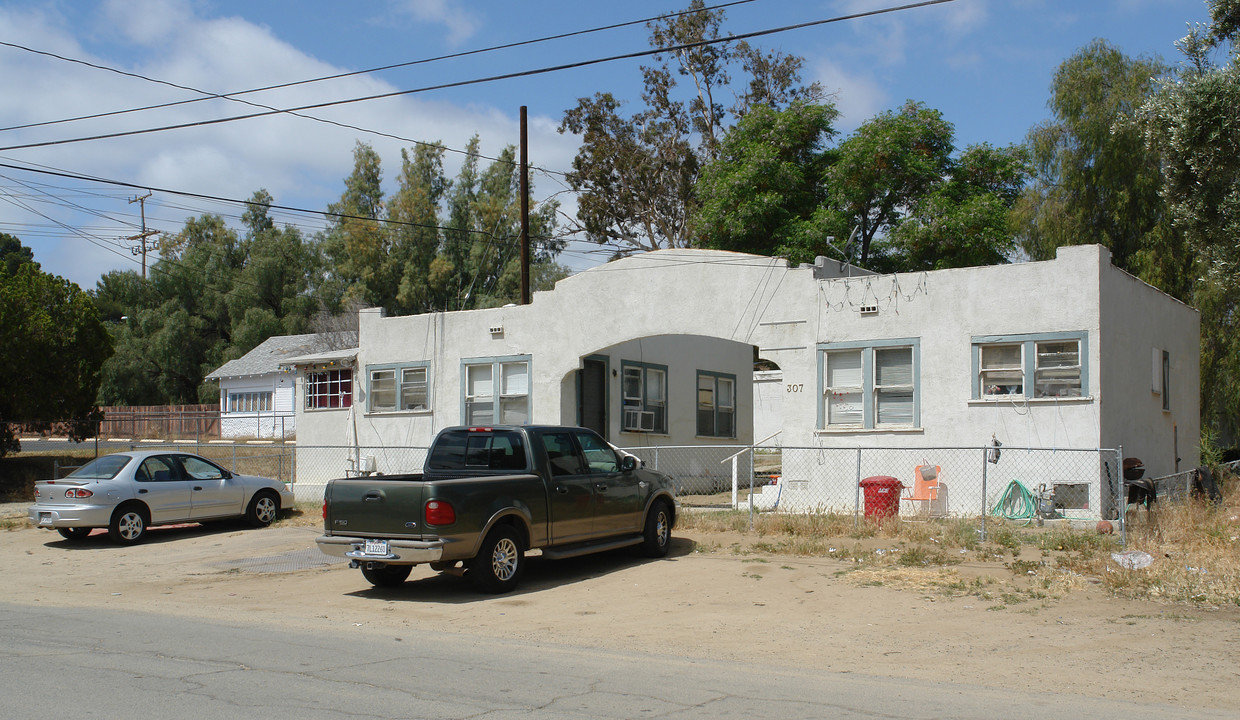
[991,479,1037,524]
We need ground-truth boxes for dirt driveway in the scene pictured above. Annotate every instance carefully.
[2,518,1236,710]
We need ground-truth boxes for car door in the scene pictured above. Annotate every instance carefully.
[575,430,644,534]
[179,455,245,519]
[134,455,194,523]
[540,430,596,544]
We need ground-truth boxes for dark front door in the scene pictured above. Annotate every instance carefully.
[579,358,607,436]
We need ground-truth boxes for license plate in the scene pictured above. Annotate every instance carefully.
[38,513,53,526]
[363,539,389,556]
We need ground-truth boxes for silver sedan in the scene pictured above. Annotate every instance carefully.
[28,450,295,544]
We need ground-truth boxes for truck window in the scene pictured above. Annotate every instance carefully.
[541,431,584,477]
[427,430,527,471]
[574,431,619,473]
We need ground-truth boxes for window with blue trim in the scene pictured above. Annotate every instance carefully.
[974,333,1085,399]
[368,363,429,412]
[696,371,735,437]
[622,361,666,433]
[820,341,917,429]
[463,358,530,425]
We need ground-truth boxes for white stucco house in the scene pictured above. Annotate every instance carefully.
[205,332,356,439]
[283,245,1199,516]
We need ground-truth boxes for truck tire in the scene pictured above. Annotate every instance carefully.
[469,525,524,593]
[640,499,672,558]
[361,563,412,588]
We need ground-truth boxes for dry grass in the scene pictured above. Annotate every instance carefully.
[1092,483,1240,607]
[677,467,1240,607]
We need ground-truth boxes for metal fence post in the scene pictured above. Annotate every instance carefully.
[980,447,989,542]
[853,448,862,528]
[1117,445,1126,547]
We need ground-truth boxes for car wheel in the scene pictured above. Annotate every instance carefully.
[57,527,92,541]
[640,499,673,558]
[469,525,524,594]
[245,491,280,527]
[108,505,147,544]
[360,563,412,588]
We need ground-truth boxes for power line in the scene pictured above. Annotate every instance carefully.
[0,158,570,255]
[0,0,957,154]
[0,1,759,176]
[0,1,756,135]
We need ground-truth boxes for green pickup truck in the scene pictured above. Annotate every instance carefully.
[317,425,677,593]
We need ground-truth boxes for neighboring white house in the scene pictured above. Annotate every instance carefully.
[205,332,356,439]
[282,245,1199,515]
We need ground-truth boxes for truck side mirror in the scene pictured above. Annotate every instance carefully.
[620,455,638,472]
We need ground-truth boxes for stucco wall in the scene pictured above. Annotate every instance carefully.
[289,246,1199,513]
[1098,258,1201,476]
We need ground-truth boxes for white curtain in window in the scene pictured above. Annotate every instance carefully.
[467,365,493,398]
[875,348,913,425]
[501,362,528,395]
[826,351,863,425]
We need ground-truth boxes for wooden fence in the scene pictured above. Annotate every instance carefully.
[96,404,220,440]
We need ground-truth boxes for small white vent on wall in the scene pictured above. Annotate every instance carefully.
[859,304,879,315]
[489,325,504,336]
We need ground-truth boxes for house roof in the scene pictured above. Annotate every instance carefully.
[205,332,357,380]
[278,348,358,368]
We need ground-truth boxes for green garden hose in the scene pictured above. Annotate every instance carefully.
[991,479,1038,524]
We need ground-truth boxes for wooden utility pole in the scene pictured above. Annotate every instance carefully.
[127,192,159,279]
[519,105,530,305]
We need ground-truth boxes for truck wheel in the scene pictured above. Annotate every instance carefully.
[640,499,672,558]
[470,525,524,593]
[361,563,412,588]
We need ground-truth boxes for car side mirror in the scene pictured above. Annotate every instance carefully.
[620,455,637,472]
[222,470,233,480]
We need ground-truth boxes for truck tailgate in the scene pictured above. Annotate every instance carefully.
[325,475,428,538]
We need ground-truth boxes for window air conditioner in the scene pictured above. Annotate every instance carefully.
[623,408,656,432]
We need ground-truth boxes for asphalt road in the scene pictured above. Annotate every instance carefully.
[1,602,1230,720]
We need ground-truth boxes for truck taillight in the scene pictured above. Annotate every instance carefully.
[65,488,93,499]
[322,501,327,520]
[425,500,456,526]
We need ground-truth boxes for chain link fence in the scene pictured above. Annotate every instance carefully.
[102,441,1126,541]
[623,444,1123,539]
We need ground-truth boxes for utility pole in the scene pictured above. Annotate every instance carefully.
[519,105,531,305]
[127,192,159,279]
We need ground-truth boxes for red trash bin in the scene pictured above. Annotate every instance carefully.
[860,476,904,520]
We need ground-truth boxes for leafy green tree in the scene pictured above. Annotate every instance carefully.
[887,143,1033,270]
[225,190,318,350]
[319,141,388,311]
[389,143,450,314]
[559,0,820,257]
[1140,0,1240,437]
[692,101,839,263]
[0,242,111,455]
[1013,40,1179,289]
[445,145,564,308]
[1,232,37,274]
[825,101,956,266]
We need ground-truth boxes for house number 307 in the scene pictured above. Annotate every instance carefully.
[786,383,803,393]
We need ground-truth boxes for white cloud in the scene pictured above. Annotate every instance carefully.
[810,59,887,133]
[391,0,479,47]
[0,0,578,287]
[100,0,195,47]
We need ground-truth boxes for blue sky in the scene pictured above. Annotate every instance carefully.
[0,0,1212,289]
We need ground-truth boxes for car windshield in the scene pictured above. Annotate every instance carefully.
[65,454,133,480]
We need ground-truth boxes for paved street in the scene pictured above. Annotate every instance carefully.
[1,602,1230,720]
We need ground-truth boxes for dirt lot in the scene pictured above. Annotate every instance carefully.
[3,504,1237,711]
